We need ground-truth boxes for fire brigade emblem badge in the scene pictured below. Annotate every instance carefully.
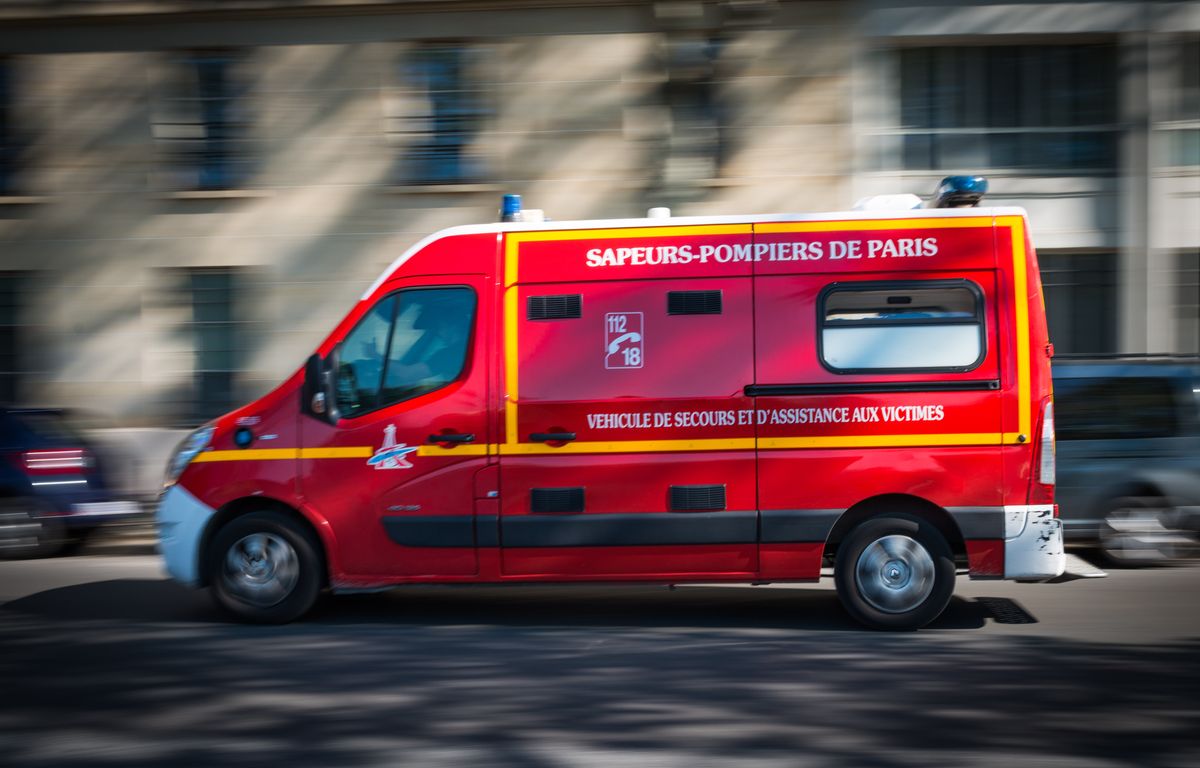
[367,425,417,470]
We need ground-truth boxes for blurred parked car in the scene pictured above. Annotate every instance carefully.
[1053,357,1200,564]
[0,407,141,558]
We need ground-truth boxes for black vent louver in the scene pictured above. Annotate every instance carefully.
[668,290,722,315]
[669,484,727,511]
[527,294,582,320]
[531,487,585,513]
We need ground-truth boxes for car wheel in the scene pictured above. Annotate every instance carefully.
[1099,496,1189,567]
[0,497,66,560]
[834,515,955,630]
[59,526,97,556]
[209,510,323,624]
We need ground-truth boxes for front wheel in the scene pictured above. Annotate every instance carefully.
[209,511,323,624]
[834,515,955,630]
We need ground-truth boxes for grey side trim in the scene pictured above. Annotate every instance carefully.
[760,509,841,543]
[383,516,475,548]
[475,514,500,548]
[502,511,757,548]
[946,506,1005,539]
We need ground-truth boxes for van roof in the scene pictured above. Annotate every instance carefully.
[364,205,1030,299]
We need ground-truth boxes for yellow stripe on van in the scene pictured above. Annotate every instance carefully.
[193,446,376,463]
[416,444,489,457]
[998,215,1033,441]
[300,447,374,460]
[755,217,994,234]
[497,437,757,455]
[504,285,520,445]
[759,433,1004,450]
[508,224,752,247]
[193,449,297,462]
[498,215,1033,454]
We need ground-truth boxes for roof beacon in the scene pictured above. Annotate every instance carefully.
[500,194,522,222]
[933,175,988,208]
[647,207,671,219]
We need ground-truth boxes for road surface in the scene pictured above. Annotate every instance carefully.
[1,538,1197,767]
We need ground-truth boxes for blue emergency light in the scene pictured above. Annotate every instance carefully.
[500,194,522,222]
[933,176,988,208]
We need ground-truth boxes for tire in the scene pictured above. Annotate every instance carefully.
[834,514,956,630]
[0,497,66,560]
[208,510,323,624]
[59,526,97,556]
[1099,496,1189,567]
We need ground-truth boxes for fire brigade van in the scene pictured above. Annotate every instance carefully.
[158,179,1065,630]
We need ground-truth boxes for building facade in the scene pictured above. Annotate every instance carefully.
[0,0,1195,435]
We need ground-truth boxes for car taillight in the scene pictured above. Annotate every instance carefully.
[22,449,92,475]
[1038,400,1055,486]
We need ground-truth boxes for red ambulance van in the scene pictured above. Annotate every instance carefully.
[158,187,1064,629]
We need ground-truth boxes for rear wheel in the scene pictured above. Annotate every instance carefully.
[0,497,66,560]
[1099,496,1194,567]
[834,515,955,630]
[209,511,323,624]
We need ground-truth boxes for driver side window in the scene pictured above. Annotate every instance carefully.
[334,287,475,418]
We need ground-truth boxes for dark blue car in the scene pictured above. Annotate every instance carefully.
[0,408,140,558]
[1053,358,1200,564]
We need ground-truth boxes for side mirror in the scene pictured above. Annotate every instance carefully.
[301,349,340,424]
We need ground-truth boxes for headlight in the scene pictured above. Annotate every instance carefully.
[163,425,215,489]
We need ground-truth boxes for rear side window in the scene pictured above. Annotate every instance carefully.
[820,280,985,373]
[1054,376,1182,440]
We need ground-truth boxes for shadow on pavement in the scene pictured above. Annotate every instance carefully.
[2,579,993,631]
[3,579,221,623]
[1,581,1196,767]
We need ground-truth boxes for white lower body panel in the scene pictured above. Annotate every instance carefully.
[157,485,216,587]
[1004,505,1065,580]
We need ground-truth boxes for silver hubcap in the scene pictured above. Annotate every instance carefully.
[855,534,936,614]
[1102,505,1190,562]
[0,508,48,553]
[221,533,299,607]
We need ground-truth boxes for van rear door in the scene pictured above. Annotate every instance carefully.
[750,220,1006,579]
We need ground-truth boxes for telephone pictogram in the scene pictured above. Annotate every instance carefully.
[604,312,644,369]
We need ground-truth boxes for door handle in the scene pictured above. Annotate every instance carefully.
[427,433,475,444]
[529,432,576,443]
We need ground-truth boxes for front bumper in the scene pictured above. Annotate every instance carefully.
[1004,505,1066,580]
[157,485,216,587]
[67,500,142,523]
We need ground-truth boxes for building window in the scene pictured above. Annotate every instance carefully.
[0,59,19,195]
[892,45,1118,172]
[657,35,725,191]
[0,273,28,403]
[393,44,489,186]
[189,268,241,422]
[1040,252,1118,354]
[1177,250,1200,354]
[1162,38,1199,168]
[154,52,252,191]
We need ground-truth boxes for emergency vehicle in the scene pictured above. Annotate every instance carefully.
[158,178,1065,630]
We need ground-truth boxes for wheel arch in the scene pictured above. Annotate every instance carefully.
[198,495,330,588]
[822,493,967,566]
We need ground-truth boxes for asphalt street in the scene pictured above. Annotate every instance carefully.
[1,534,1198,767]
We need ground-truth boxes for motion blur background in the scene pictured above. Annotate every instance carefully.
[0,0,1196,497]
